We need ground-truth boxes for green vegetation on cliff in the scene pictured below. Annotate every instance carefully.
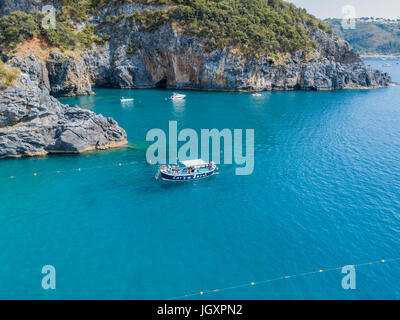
[0,11,39,49]
[0,60,19,89]
[326,19,400,55]
[0,11,74,50]
[168,0,329,54]
[2,0,330,55]
[0,10,106,51]
[104,0,331,55]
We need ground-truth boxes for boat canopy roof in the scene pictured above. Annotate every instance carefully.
[181,159,208,167]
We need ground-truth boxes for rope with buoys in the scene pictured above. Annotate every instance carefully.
[6,161,137,180]
[165,257,400,300]
[5,163,400,300]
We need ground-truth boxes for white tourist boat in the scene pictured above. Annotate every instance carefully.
[120,97,134,103]
[169,93,186,101]
[252,93,262,97]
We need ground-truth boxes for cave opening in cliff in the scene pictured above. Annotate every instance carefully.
[155,77,168,89]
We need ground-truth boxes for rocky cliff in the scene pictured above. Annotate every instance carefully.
[80,25,389,92]
[0,0,392,96]
[49,17,392,95]
[0,54,127,158]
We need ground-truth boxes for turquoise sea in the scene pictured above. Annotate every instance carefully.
[1,58,400,299]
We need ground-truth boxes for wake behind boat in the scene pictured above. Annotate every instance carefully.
[158,159,218,181]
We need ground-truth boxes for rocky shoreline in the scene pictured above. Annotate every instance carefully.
[0,54,127,159]
[42,26,391,96]
[361,55,400,58]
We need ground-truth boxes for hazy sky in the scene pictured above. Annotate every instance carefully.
[287,0,400,19]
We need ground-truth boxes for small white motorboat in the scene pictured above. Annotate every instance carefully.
[252,93,262,97]
[121,97,134,103]
[169,93,186,101]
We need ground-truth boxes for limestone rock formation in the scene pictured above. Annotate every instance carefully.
[0,54,127,158]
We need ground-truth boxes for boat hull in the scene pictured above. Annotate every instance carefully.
[160,168,216,181]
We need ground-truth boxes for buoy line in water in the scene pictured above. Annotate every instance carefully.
[7,161,137,179]
[5,164,354,180]
[164,258,400,300]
